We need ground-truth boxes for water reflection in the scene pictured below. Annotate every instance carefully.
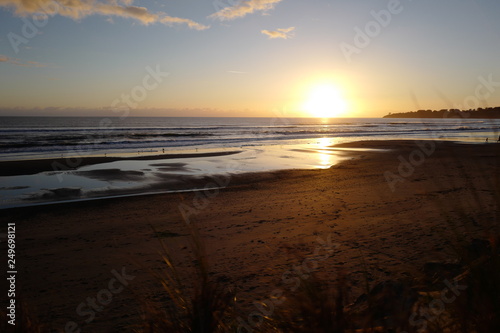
[0,142,358,208]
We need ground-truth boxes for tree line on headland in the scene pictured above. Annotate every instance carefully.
[384,106,500,118]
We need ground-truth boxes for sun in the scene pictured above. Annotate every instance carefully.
[303,84,348,118]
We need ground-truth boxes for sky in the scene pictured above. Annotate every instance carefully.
[0,0,500,118]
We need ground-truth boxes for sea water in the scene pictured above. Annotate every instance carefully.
[1,117,499,208]
[1,117,499,160]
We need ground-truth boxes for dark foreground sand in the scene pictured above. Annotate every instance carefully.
[1,140,499,332]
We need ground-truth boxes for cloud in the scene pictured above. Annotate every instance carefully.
[261,26,295,39]
[209,0,283,21]
[0,0,209,30]
[0,54,47,67]
[160,15,208,31]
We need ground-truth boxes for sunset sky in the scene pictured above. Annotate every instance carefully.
[1,0,499,117]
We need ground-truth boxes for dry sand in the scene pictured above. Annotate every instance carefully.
[1,140,499,332]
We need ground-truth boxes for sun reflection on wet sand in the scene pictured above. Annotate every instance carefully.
[0,142,384,208]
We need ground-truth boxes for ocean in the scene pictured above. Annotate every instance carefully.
[1,116,499,161]
[1,116,499,208]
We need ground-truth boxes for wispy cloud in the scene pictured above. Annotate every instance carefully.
[0,0,209,30]
[227,70,248,74]
[209,0,283,21]
[261,26,295,39]
[0,54,47,67]
[160,15,208,30]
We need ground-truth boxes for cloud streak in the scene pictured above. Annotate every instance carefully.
[261,26,295,39]
[0,54,48,67]
[0,0,209,30]
[210,0,283,21]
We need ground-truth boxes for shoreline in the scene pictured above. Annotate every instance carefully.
[0,139,497,209]
[1,140,499,331]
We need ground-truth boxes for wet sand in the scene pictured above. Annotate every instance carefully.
[0,150,241,176]
[1,144,357,208]
[1,140,499,332]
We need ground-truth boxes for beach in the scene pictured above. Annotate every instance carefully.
[1,140,499,332]
[2,0,500,330]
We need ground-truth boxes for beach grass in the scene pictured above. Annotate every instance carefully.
[132,226,500,333]
[135,225,237,332]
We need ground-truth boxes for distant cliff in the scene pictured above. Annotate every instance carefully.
[384,107,500,118]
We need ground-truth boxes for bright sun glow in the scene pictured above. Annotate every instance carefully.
[303,84,348,118]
